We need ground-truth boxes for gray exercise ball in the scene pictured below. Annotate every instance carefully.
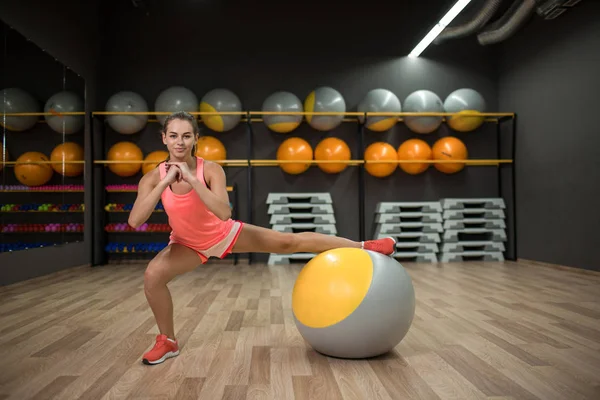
[358,88,402,132]
[304,86,346,131]
[0,88,39,131]
[444,88,487,132]
[292,248,415,359]
[200,88,242,132]
[403,90,444,134]
[262,91,303,134]
[105,91,149,134]
[44,91,84,134]
[154,86,199,127]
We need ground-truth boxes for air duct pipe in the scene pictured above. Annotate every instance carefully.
[477,0,537,45]
[434,0,504,44]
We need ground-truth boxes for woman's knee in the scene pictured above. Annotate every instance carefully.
[277,232,298,253]
[144,258,172,290]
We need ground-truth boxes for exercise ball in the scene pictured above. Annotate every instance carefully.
[154,86,199,126]
[14,151,54,186]
[397,139,432,175]
[195,136,226,162]
[304,87,346,131]
[364,142,397,178]
[444,88,486,132]
[0,88,40,131]
[200,88,242,132]
[107,141,143,177]
[403,90,444,134]
[142,150,169,175]
[105,91,149,134]
[432,136,468,173]
[358,88,401,132]
[314,137,351,174]
[44,91,84,134]
[50,142,84,176]
[292,248,415,359]
[262,91,303,134]
[276,137,313,175]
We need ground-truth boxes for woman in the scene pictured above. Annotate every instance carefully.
[128,111,396,365]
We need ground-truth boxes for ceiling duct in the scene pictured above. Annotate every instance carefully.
[477,0,537,45]
[434,0,505,44]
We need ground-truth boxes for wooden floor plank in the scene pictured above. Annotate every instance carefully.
[0,260,598,399]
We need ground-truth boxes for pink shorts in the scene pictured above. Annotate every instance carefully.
[170,221,244,263]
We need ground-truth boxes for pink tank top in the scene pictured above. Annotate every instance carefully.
[159,157,234,249]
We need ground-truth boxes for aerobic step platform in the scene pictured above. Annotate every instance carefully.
[443,208,505,220]
[269,213,336,225]
[267,192,332,204]
[439,197,507,263]
[374,201,442,262]
[374,222,443,235]
[443,219,506,230]
[268,204,334,215]
[375,212,443,224]
[442,228,507,242]
[375,201,442,214]
[267,192,337,265]
[272,224,337,235]
[440,241,505,253]
[441,198,505,210]
[375,232,441,243]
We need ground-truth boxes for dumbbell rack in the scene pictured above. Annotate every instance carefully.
[266,192,337,265]
[439,198,507,262]
[372,201,442,262]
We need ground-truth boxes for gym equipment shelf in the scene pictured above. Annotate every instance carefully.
[89,109,516,265]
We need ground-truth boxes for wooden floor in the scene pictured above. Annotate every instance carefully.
[0,259,599,400]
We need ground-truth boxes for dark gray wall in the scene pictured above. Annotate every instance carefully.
[96,3,508,264]
[499,1,600,271]
[0,0,100,285]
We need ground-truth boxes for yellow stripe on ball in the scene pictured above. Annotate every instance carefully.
[200,102,224,132]
[367,117,397,132]
[304,91,316,123]
[268,121,301,133]
[447,109,484,132]
[292,248,373,328]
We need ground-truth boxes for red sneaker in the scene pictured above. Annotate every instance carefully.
[142,334,179,365]
[362,237,396,256]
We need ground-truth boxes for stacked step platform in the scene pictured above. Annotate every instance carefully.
[267,192,336,265]
[373,201,443,263]
[439,198,507,262]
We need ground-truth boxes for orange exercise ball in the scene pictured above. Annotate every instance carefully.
[142,150,169,175]
[314,137,351,174]
[364,142,397,178]
[14,151,54,186]
[195,135,226,163]
[50,142,84,177]
[432,136,468,174]
[397,139,432,175]
[276,137,313,175]
[107,141,143,177]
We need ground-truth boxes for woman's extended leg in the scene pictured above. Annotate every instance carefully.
[142,243,201,365]
[231,223,395,255]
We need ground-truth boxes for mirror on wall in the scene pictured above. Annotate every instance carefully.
[1,19,86,255]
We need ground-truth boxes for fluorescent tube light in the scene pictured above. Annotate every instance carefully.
[408,0,473,58]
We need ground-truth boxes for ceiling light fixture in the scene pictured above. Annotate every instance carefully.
[408,0,473,58]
